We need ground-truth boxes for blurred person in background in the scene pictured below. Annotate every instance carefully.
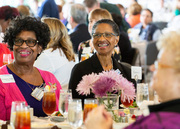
[68,3,91,53]
[134,9,161,41]
[116,4,126,19]
[34,17,76,90]
[174,0,180,16]
[85,30,180,129]
[0,6,19,67]
[17,5,30,16]
[38,0,59,19]
[83,0,130,32]
[0,16,62,120]
[126,3,142,28]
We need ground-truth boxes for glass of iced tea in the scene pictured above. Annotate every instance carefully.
[83,99,98,122]
[3,54,13,65]
[15,105,31,129]
[42,89,56,116]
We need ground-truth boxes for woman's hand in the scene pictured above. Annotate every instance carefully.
[85,105,113,129]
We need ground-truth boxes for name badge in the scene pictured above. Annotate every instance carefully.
[31,87,44,101]
[0,74,15,83]
[131,66,142,80]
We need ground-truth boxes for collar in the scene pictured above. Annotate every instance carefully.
[148,99,180,114]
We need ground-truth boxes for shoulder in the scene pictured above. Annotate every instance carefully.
[126,112,180,129]
[134,23,142,28]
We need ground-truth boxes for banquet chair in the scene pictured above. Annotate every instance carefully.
[144,41,159,82]
[130,47,140,66]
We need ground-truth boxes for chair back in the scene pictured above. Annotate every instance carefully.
[130,47,140,66]
[145,41,159,66]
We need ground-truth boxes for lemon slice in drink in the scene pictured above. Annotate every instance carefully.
[124,108,130,114]
[45,85,51,91]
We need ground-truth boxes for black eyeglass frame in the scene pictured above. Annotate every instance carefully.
[14,39,39,47]
[92,33,117,39]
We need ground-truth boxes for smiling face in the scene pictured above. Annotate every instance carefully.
[92,23,119,56]
[13,30,42,65]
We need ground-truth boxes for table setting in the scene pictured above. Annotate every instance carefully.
[0,70,160,129]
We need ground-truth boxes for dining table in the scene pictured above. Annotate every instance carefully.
[0,116,132,129]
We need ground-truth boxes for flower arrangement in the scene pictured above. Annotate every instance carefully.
[76,70,136,122]
[77,70,135,102]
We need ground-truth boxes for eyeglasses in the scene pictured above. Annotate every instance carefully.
[154,60,175,70]
[14,39,39,47]
[92,33,117,39]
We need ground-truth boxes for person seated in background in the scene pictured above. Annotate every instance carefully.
[85,30,180,129]
[0,6,19,66]
[83,0,130,32]
[17,5,30,16]
[68,3,91,53]
[126,3,142,28]
[116,4,126,19]
[78,8,121,62]
[134,9,161,41]
[69,19,135,107]
[37,0,59,19]
[34,17,76,90]
[0,16,62,120]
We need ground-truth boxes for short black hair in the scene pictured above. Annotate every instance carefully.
[92,19,120,36]
[3,16,50,51]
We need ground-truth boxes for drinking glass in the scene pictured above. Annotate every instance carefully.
[14,105,31,129]
[10,101,26,128]
[83,98,98,122]
[42,89,56,116]
[68,99,83,129]
[3,54,13,65]
[59,89,72,121]
[136,83,149,108]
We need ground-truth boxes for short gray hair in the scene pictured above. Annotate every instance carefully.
[69,4,87,24]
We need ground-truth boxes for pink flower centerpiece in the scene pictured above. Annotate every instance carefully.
[77,70,135,102]
[76,70,136,122]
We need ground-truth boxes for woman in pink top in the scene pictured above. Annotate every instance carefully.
[0,16,62,120]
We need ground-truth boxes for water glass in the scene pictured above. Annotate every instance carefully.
[68,99,83,129]
[3,54,12,65]
[83,98,98,122]
[10,101,26,127]
[59,89,72,120]
[15,105,31,129]
[136,83,149,107]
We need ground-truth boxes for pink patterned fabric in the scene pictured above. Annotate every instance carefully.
[0,65,62,120]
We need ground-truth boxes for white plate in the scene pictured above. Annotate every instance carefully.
[31,122,54,129]
[50,116,64,122]
[56,122,71,129]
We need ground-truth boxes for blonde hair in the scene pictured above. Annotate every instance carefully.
[127,3,142,15]
[157,30,180,71]
[88,8,113,21]
[17,5,30,16]
[42,17,75,62]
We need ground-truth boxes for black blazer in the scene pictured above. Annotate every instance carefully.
[69,23,91,53]
[69,54,136,107]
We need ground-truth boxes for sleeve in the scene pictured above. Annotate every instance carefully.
[34,52,55,74]
[153,29,161,41]
[0,81,7,120]
[68,64,84,100]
